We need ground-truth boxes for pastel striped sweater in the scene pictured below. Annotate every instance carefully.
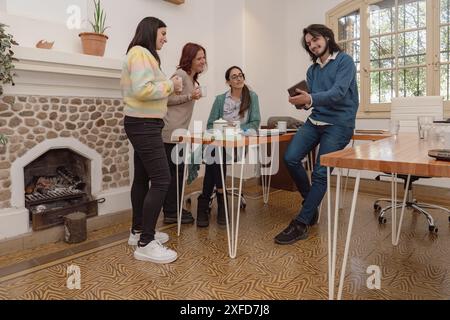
[120,46,174,119]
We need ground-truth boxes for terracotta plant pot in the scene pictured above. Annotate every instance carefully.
[79,32,108,57]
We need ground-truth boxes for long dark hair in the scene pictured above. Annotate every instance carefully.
[126,17,166,66]
[302,24,342,62]
[225,66,251,118]
[178,43,207,85]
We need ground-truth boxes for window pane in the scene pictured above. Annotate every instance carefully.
[370,0,395,36]
[341,40,360,68]
[398,0,426,31]
[398,30,426,66]
[398,67,426,96]
[370,70,394,103]
[441,64,450,100]
[441,26,450,62]
[441,0,450,24]
[338,10,360,41]
[356,72,361,100]
[370,36,395,69]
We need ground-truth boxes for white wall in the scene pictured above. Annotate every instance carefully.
[2,0,448,188]
[243,0,288,123]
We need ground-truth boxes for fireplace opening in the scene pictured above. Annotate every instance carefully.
[24,149,99,230]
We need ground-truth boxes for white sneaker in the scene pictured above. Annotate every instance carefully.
[134,240,178,264]
[128,231,169,246]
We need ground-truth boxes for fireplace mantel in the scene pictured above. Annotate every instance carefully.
[3,46,123,98]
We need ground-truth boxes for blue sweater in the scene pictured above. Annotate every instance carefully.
[307,52,359,128]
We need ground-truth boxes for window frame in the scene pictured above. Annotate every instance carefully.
[327,0,450,118]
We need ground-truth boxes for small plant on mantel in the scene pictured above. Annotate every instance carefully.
[0,23,19,96]
[79,0,110,57]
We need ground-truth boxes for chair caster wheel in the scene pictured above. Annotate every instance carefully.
[378,216,387,224]
[429,226,438,233]
[374,204,381,213]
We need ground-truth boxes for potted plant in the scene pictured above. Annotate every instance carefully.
[0,23,18,96]
[79,0,109,56]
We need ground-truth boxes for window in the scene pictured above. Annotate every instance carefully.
[441,0,450,100]
[328,0,450,116]
[338,10,361,98]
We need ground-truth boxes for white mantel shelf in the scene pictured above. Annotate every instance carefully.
[13,46,122,78]
[4,46,123,98]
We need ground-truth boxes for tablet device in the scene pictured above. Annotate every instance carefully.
[287,80,310,109]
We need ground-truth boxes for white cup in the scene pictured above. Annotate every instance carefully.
[277,121,287,133]
[173,76,183,94]
[199,85,207,97]
[213,118,227,131]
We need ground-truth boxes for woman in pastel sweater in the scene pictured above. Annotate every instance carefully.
[161,43,207,225]
[121,17,182,264]
[196,66,261,227]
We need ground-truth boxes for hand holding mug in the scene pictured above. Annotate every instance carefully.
[171,76,183,94]
[191,87,202,100]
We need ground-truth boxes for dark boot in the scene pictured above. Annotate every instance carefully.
[196,194,210,227]
[216,192,228,225]
[302,200,319,226]
[163,209,194,224]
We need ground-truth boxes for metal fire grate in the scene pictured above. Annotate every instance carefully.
[25,189,86,206]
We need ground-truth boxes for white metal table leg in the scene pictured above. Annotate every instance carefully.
[339,140,355,210]
[393,174,411,246]
[337,171,361,300]
[177,142,190,236]
[231,146,246,258]
[176,143,179,229]
[260,144,274,205]
[327,167,332,300]
[218,147,233,257]
[330,168,341,300]
[328,167,362,300]
[218,145,246,258]
[391,173,398,245]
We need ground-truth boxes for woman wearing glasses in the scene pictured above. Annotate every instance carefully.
[196,66,261,227]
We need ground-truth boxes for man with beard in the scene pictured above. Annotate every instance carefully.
[274,24,359,245]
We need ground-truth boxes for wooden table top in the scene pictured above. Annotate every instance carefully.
[321,133,450,178]
[175,132,294,147]
[174,130,389,147]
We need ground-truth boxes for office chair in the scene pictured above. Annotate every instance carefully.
[373,96,450,233]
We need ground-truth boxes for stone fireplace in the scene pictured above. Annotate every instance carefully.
[24,148,93,230]
[0,46,133,239]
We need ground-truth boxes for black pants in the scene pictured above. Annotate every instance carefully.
[201,146,245,199]
[163,143,185,214]
[124,116,171,245]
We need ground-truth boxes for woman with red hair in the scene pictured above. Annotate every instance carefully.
[161,42,207,224]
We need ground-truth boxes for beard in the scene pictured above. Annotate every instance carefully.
[313,40,329,59]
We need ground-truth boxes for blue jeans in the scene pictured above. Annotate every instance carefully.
[284,119,354,225]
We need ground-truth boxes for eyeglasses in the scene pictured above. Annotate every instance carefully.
[230,73,245,81]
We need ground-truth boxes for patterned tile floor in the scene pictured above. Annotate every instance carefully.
[0,185,449,300]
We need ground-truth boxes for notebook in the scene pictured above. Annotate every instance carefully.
[287,80,310,110]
